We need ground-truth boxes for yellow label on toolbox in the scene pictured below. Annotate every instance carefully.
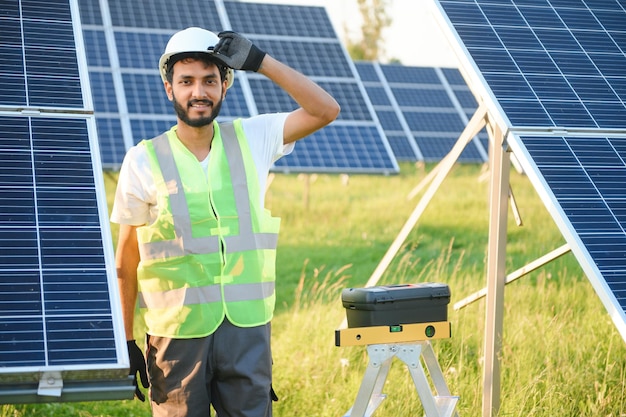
[335,321,451,347]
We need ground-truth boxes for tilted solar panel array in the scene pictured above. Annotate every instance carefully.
[0,0,130,402]
[433,0,626,341]
[355,61,488,162]
[78,0,399,174]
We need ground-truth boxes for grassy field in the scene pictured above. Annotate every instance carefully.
[5,162,626,417]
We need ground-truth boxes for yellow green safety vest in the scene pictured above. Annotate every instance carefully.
[135,119,281,338]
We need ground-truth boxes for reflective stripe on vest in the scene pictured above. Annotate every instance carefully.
[138,281,276,309]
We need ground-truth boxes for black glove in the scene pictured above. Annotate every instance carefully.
[213,31,266,72]
[127,340,149,401]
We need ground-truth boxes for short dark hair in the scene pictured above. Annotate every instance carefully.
[165,52,229,83]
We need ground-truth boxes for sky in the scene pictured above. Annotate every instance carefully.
[256,0,460,68]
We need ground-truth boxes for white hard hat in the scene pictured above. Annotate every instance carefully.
[158,27,234,89]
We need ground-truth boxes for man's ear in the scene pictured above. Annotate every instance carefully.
[164,81,173,101]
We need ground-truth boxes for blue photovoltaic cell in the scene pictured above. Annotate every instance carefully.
[356,61,488,162]
[364,86,392,106]
[434,0,626,339]
[0,115,117,367]
[441,67,465,86]
[75,0,102,25]
[226,1,336,38]
[107,0,222,29]
[383,65,442,84]
[404,112,465,132]
[94,118,124,167]
[90,72,118,113]
[391,87,453,108]
[387,134,419,161]
[83,29,110,67]
[438,0,626,129]
[0,0,83,109]
[79,0,398,173]
[130,119,177,144]
[377,110,404,131]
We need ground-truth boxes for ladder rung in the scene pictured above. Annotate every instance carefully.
[343,394,386,417]
[434,395,459,417]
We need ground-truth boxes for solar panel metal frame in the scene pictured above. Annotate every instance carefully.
[431,0,626,343]
[0,0,131,403]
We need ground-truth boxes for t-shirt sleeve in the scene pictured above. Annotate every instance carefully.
[110,145,155,226]
[241,113,293,165]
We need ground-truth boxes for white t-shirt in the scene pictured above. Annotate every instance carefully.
[110,113,292,226]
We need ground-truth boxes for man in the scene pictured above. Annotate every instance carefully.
[111,27,340,417]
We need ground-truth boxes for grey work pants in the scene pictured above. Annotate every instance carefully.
[146,319,273,417]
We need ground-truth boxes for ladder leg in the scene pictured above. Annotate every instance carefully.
[345,345,394,417]
[399,342,459,417]
[421,342,452,396]
[421,342,459,416]
[396,344,442,416]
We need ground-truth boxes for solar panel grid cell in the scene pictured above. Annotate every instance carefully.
[376,110,404,131]
[130,119,177,144]
[387,134,418,161]
[89,72,118,113]
[95,118,124,166]
[391,87,454,108]
[363,86,392,106]
[82,30,110,67]
[416,136,464,160]
[382,65,441,84]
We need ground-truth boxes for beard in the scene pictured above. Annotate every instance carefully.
[172,93,223,128]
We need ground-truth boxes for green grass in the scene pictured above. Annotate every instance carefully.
[7,162,626,416]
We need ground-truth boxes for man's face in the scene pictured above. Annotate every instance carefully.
[165,58,227,128]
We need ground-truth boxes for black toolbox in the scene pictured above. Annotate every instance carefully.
[341,283,451,328]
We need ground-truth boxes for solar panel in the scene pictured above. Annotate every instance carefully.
[355,62,488,162]
[0,0,131,403]
[432,0,626,341]
[78,0,399,174]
